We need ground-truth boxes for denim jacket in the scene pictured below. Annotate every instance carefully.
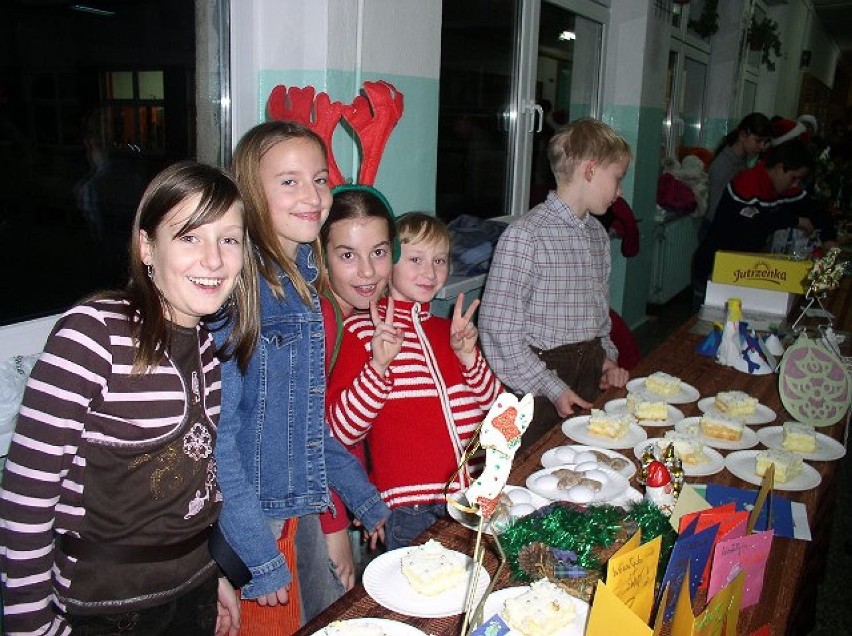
[213,245,389,598]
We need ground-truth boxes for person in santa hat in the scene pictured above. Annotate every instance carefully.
[644,460,675,515]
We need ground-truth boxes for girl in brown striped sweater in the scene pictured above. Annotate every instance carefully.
[0,162,258,636]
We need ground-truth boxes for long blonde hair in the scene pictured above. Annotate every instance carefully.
[231,121,329,304]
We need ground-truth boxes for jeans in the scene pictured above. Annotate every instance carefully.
[294,514,345,624]
[67,573,217,635]
[385,503,447,551]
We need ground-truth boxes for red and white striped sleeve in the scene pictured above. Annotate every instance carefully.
[325,320,393,446]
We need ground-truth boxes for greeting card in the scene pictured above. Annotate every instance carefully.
[586,579,653,636]
[707,529,773,608]
[606,535,662,622]
[660,520,719,620]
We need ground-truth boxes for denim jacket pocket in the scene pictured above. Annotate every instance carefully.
[262,326,302,349]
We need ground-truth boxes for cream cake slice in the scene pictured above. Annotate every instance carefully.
[587,408,634,439]
[324,621,387,636]
[658,431,706,465]
[699,413,745,441]
[645,371,682,396]
[400,539,466,596]
[782,422,817,453]
[755,449,803,483]
[713,390,758,417]
[626,391,668,421]
[501,578,577,636]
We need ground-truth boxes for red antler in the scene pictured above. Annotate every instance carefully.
[267,85,347,187]
[341,81,404,186]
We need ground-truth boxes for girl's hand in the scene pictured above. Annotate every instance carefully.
[325,528,356,591]
[215,577,240,636]
[369,298,403,376]
[257,585,289,607]
[450,293,480,367]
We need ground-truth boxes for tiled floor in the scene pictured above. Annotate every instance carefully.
[637,290,852,635]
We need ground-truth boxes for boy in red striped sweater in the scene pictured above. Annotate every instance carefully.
[326,213,501,550]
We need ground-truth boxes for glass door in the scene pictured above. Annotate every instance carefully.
[437,0,605,222]
[527,2,603,208]
[436,1,520,221]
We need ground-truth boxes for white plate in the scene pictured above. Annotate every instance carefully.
[447,486,550,535]
[525,464,629,504]
[633,439,725,477]
[724,450,822,491]
[756,426,846,462]
[312,618,428,636]
[481,586,590,636]
[603,398,684,427]
[363,546,491,618]
[626,377,700,404]
[674,417,760,450]
[561,416,648,450]
[541,445,637,480]
[697,397,777,425]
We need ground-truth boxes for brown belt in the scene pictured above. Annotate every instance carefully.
[59,527,210,564]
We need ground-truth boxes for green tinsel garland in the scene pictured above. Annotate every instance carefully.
[500,501,676,582]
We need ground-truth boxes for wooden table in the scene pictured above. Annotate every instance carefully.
[299,287,851,636]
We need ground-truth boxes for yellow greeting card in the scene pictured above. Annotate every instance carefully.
[606,535,662,622]
[670,484,712,532]
[694,570,745,636]
[612,528,642,559]
[670,564,695,636]
[586,580,653,636]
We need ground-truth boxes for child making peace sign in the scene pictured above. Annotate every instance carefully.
[326,213,501,550]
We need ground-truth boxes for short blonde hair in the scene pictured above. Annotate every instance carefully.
[548,118,631,184]
[396,212,451,249]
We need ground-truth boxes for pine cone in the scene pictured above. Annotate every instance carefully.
[517,542,554,580]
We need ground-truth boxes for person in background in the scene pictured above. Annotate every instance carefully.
[705,112,773,232]
[318,184,397,589]
[0,161,256,636]
[326,212,501,550]
[692,139,816,294]
[213,121,389,633]
[479,118,631,441]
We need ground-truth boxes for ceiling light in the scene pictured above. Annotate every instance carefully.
[558,31,576,41]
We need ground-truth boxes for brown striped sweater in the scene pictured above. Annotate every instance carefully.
[0,299,222,635]
[326,299,500,508]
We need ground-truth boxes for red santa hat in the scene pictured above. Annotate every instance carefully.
[771,117,807,146]
[646,460,672,488]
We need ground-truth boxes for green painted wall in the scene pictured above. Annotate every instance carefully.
[603,104,666,329]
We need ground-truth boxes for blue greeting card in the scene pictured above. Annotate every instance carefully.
[705,483,794,538]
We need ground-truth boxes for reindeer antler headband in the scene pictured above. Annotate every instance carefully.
[267,80,404,188]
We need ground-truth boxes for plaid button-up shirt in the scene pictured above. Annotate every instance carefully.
[480,191,616,403]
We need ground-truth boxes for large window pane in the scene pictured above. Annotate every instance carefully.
[0,1,228,325]
[530,2,602,207]
[437,0,518,222]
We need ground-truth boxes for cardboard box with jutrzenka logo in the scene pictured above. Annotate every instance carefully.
[711,251,812,294]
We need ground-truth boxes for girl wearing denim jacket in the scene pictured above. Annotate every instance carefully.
[213,122,389,632]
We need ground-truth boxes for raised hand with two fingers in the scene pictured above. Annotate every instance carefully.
[368,298,403,376]
[450,292,481,367]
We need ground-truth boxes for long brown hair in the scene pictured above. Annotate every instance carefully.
[121,161,259,372]
[231,121,329,305]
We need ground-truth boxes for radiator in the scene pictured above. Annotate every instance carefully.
[647,214,700,304]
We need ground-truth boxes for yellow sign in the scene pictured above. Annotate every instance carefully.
[586,580,653,636]
[606,535,662,623]
[711,251,812,294]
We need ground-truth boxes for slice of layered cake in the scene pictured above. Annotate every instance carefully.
[400,539,466,596]
[645,371,682,397]
[587,408,634,439]
[699,412,745,441]
[755,449,803,483]
[713,390,758,417]
[501,579,577,636]
[781,422,817,453]
[658,431,706,465]
[626,391,668,421]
